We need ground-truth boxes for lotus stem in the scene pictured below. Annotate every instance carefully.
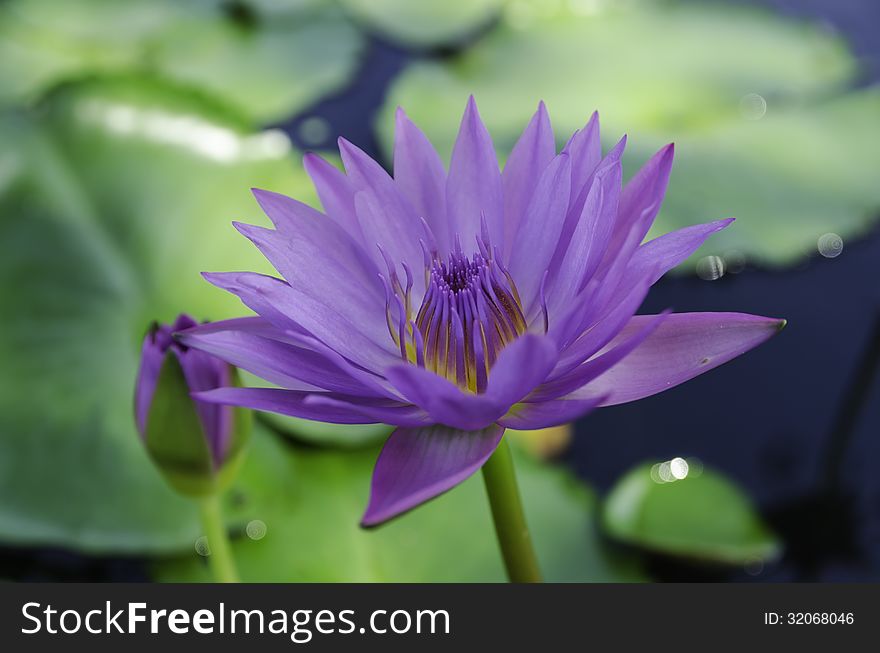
[481,438,543,583]
[198,494,240,583]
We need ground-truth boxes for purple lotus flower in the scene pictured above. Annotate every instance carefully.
[179,98,783,525]
[135,314,249,496]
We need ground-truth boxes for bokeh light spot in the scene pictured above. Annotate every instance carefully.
[739,93,767,120]
[246,519,267,540]
[817,232,843,258]
[744,556,765,576]
[194,536,211,557]
[297,116,331,147]
[669,457,689,480]
[696,255,725,280]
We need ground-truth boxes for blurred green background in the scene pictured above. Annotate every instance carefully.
[0,0,877,581]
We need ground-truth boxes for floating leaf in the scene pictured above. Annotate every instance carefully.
[0,0,178,105]
[152,5,364,124]
[379,0,879,267]
[155,426,645,582]
[0,0,364,124]
[0,76,313,552]
[241,0,326,19]
[260,413,392,449]
[602,461,780,564]
[339,0,504,48]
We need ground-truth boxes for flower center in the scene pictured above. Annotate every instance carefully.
[417,252,527,392]
[382,235,526,394]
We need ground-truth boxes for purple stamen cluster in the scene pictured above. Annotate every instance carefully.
[414,246,526,393]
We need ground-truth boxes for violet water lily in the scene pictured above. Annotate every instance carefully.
[135,314,251,582]
[178,98,783,581]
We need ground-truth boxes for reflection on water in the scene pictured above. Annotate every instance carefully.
[77,100,290,164]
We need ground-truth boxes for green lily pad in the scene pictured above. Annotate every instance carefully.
[339,0,504,48]
[0,0,364,125]
[241,0,326,19]
[152,5,364,124]
[0,76,315,552]
[0,0,178,105]
[379,0,880,268]
[602,461,781,564]
[260,413,393,449]
[155,425,645,582]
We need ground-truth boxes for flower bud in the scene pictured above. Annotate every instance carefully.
[134,314,251,497]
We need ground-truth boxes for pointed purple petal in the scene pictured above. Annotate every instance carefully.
[339,138,423,271]
[627,218,734,286]
[599,143,674,274]
[549,135,625,288]
[566,111,601,203]
[175,346,233,465]
[177,317,395,397]
[231,220,392,350]
[351,188,427,297]
[304,394,433,426]
[202,271,398,373]
[533,310,670,401]
[573,312,786,406]
[361,424,504,526]
[502,101,554,255]
[196,387,429,426]
[545,159,622,318]
[302,152,363,242]
[565,217,728,328]
[250,188,380,289]
[484,333,558,403]
[507,153,571,312]
[446,96,503,252]
[385,334,557,430]
[550,264,655,363]
[134,331,165,436]
[499,395,605,430]
[384,364,508,430]
[393,107,450,255]
[200,271,297,331]
[252,187,361,244]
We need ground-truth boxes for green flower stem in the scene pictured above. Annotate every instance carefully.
[198,495,239,583]
[481,438,543,583]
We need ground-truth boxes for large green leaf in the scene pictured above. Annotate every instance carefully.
[241,0,326,18]
[152,4,364,124]
[0,0,364,124]
[602,461,780,564]
[379,0,880,268]
[0,76,313,552]
[0,0,178,105]
[339,0,505,48]
[156,425,644,582]
[261,413,393,449]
